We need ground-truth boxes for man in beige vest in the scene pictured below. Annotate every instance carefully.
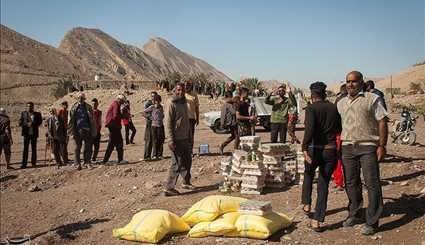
[337,71,388,235]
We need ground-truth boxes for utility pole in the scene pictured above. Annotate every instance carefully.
[390,75,394,98]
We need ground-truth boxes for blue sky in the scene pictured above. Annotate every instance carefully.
[1,0,424,87]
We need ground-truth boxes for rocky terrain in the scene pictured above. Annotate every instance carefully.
[0,87,424,245]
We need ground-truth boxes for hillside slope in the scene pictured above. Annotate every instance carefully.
[143,37,231,81]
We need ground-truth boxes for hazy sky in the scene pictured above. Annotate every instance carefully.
[1,0,424,87]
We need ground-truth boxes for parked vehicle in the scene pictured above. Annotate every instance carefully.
[203,97,273,134]
[391,107,417,145]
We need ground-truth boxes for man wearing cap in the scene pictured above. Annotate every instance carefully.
[19,102,43,168]
[301,82,341,232]
[338,71,388,235]
[0,108,13,169]
[265,84,296,143]
[185,80,200,155]
[69,93,97,170]
[102,94,128,164]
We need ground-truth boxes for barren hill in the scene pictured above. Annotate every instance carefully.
[0,24,87,88]
[376,63,425,92]
[58,27,164,81]
[142,37,231,81]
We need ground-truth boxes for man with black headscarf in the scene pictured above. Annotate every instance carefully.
[301,81,341,232]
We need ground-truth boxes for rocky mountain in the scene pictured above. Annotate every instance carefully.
[58,27,165,81]
[142,37,231,81]
[0,24,87,88]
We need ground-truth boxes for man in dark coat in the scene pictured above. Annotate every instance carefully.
[19,102,43,168]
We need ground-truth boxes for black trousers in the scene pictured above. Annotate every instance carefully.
[60,139,68,164]
[301,147,337,222]
[342,145,383,227]
[152,126,164,158]
[74,131,92,165]
[91,132,101,161]
[270,122,287,143]
[166,139,192,190]
[221,125,239,150]
[0,134,11,164]
[22,135,38,167]
[125,121,137,144]
[103,127,124,162]
[52,139,63,165]
[144,121,153,159]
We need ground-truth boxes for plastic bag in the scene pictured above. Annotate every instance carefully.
[113,209,190,243]
[182,195,247,226]
[235,211,292,239]
[188,212,240,238]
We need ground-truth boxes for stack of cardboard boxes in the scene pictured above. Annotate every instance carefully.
[219,136,302,195]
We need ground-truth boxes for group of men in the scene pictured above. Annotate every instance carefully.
[301,71,388,235]
[219,83,299,153]
[0,93,131,170]
[0,71,389,235]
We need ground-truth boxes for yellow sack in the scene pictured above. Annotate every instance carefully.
[182,195,247,226]
[235,212,293,239]
[113,209,190,243]
[188,212,240,238]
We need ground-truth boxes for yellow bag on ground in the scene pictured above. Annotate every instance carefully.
[235,212,293,239]
[188,212,240,238]
[113,209,190,243]
[182,195,247,226]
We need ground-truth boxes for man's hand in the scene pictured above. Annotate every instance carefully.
[168,141,176,151]
[377,146,386,162]
[195,118,199,126]
[304,151,313,164]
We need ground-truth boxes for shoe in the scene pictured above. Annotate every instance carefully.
[20,165,27,169]
[342,217,363,228]
[151,156,157,160]
[164,189,180,197]
[130,142,135,144]
[76,165,82,171]
[219,145,224,155]
[181,184,196,190]
[119,160,129,164]
[361,225,377,235]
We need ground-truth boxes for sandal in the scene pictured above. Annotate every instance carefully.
[308,220,324,233]
[302,205,311,215]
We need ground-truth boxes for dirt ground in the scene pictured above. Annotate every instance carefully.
[1,94,424,245]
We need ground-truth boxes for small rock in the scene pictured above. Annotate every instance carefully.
[144,181,161,189]
[282,236,292,241]
[214,170,219,174]
[128,190,133,194]
[79,208,85,213]
[371,235,382,240]
[396,230,400,233]
[28,185,41,192]
[132,173,138,177]
[198,167,205,173]
[124,168,132,173]
[132,186,138,190]
[400,181,409,186]
[387,180,394,185]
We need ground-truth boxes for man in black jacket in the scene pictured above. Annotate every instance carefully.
[19,102,43,168]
